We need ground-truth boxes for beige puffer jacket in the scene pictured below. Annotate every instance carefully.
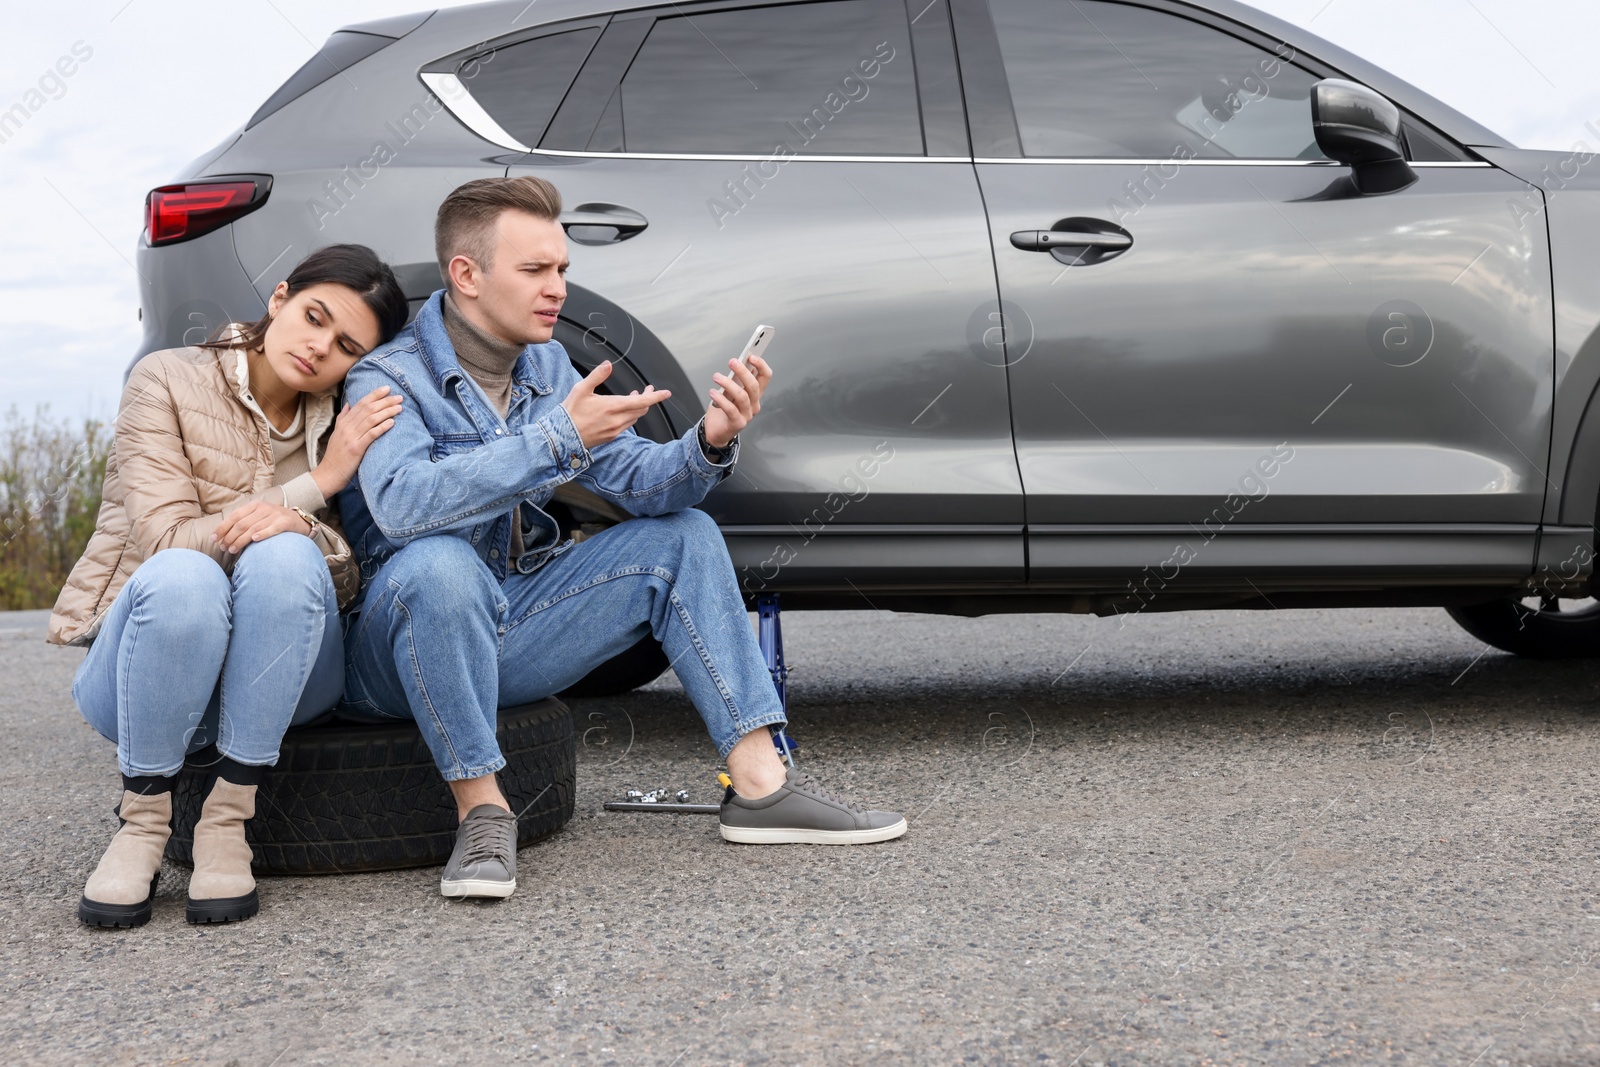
[48,341,360,646]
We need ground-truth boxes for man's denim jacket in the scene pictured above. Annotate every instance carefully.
[338,290,737,585]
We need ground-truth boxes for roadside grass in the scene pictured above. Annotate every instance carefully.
[0,407,109,611]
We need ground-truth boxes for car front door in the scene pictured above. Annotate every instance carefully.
[954,0,1554,585]
[452,0,1023,595]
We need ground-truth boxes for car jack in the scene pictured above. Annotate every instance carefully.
[603,593,795,815]
[759,593,798,768]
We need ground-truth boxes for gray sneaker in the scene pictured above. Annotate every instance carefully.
[719,767,907,844]
[441,804,518,899]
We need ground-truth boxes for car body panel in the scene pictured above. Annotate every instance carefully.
[505,153,1027,589]
[1469,148,1600,542]
[979,163,1554,535]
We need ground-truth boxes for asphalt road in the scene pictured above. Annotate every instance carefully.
[4,602,1600,1066]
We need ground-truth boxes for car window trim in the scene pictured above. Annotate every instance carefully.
[973,157,1491,167]
[421,14,615,152]
[958,0,1474,163]
[520,147,971,162]
[422,72,534,151]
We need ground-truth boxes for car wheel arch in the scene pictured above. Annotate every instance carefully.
[1553,329,1600,529]
[552,281,693,445]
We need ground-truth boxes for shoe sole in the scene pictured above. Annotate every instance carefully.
[78,873,159,928]
[185,889,260,924]
[719,818,908,845]
[440,877,517,899]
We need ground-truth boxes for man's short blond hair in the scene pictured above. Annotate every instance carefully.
[435,175,563,286]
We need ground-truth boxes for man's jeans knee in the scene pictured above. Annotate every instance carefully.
[343,515,786,779]
[342,537,507,782]
[496,513,786,758]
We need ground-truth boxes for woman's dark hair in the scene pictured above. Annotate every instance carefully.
[198,243,408,354]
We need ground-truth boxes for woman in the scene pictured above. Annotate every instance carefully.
[48,244,408,928]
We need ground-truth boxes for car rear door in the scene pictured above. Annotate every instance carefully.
[954,0,1554,586]
[440,0,1023,595]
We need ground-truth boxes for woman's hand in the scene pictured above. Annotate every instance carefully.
[213,501,312,554]
[312,386,404,498]
[703,354,771,449]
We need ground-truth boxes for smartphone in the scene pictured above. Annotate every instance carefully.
[737,324,775,367]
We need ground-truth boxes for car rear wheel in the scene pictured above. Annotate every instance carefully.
[1446,594,1600,658]
[557,636,670,698]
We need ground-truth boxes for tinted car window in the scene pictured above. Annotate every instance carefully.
[248,31,396,130]
[613,0,920,155]
[469,28,603,147]
[989,0,1327,160]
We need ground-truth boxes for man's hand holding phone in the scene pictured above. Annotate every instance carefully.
[704,324,774,449]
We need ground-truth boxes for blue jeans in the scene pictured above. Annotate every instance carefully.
[74,537,344,777]
[341,508,787,781]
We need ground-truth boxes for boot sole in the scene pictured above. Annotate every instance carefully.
[185,889,260,924]
[719,818,908,845]
[78,873,159,928]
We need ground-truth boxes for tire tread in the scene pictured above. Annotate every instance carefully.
[1447,600,1600,659]
[165,700,574,875]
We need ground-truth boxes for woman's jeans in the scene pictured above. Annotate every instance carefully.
[74,536,343,778]
[341,508,787,781]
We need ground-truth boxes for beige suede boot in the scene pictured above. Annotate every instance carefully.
[79,790,172,928]
[185,778,260,924]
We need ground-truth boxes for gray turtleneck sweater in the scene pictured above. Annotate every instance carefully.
[442,293,521,417]
[441,294,632,565]
[442,294,528,563]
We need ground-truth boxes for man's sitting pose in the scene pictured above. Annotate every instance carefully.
[338,176,905,899]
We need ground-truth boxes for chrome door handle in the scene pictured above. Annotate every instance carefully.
[561,203,649,245]
[1009,219,1134,265]
[1010,230,1132,251]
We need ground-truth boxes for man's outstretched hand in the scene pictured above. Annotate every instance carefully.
[561,361,672,449]
[704,353,771,448]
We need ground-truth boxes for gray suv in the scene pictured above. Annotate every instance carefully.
[133,0,1600,671]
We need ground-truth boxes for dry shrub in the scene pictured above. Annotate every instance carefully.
[0,407,111,611]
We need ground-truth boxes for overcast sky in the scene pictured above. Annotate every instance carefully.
[2,0,1596,422]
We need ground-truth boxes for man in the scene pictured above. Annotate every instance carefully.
[338,176,905,900]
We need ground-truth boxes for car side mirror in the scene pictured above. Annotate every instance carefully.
[1311,78,1418,195]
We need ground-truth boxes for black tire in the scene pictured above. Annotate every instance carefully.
[1446,597,1600,659]
[165,700,574,876]
[557,635,670,698]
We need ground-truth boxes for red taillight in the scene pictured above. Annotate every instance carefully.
[144,179,267,246]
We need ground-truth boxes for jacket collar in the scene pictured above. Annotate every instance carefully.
[215,335,340,467]
[413,289,553,397]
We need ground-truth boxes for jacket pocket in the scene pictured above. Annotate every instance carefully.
[429,433,481,461]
